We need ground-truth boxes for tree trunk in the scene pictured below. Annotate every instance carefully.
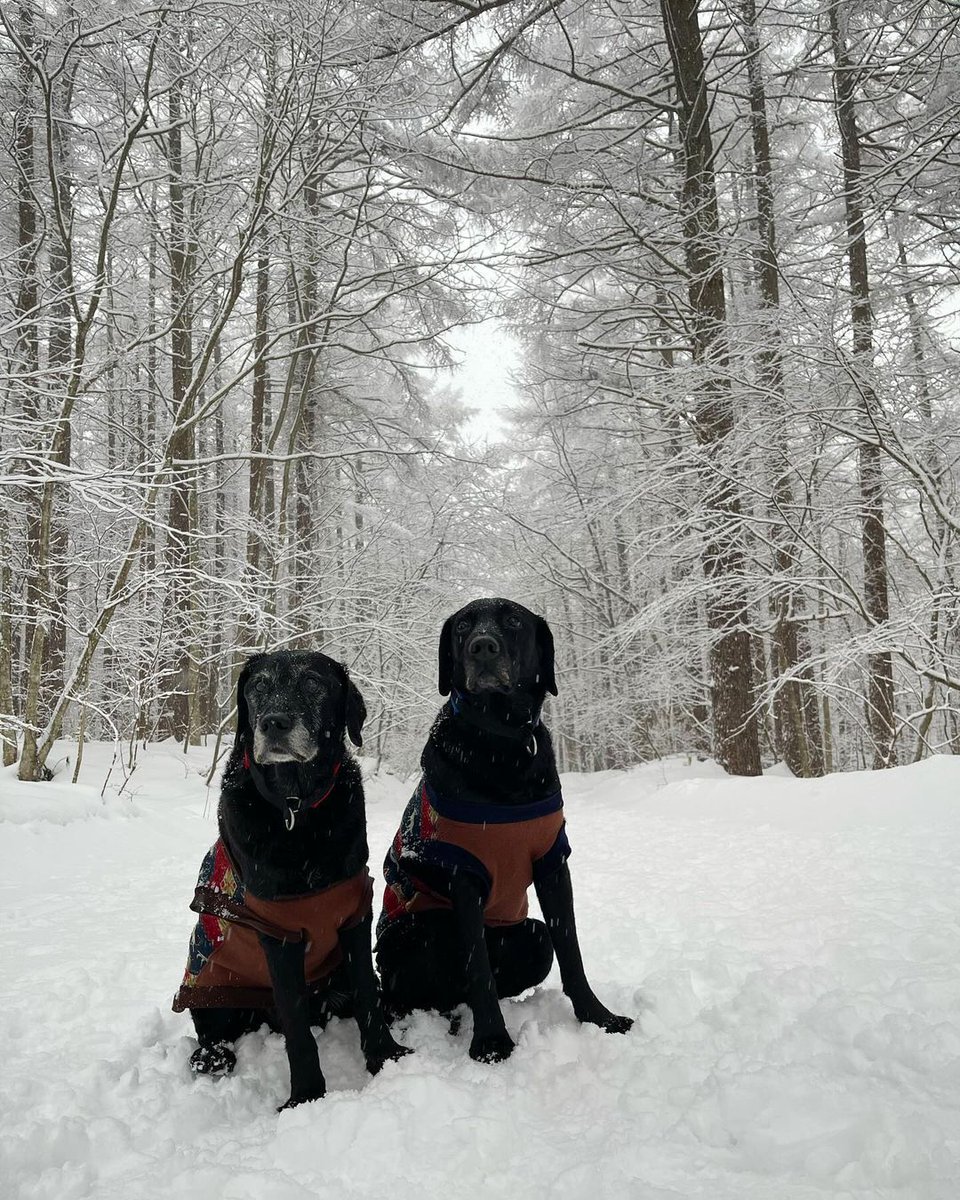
[896,237,953,762]
[45,20,77,711]
[742,0,823,775]
[204,364,227,732]
[829,0,897,769]
[660,0,762,775]
[162,42,197,743]
[14,0,51,781]
[244,34,277,597]
[246,232,271,580]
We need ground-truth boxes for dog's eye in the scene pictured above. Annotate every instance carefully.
[250,675,268,693]
[301,674,321,694]
[503,613,521,630]
[455,619,471,636]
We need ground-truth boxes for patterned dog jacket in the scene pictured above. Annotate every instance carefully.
[377,776,570,941]
[173,838,372,1011]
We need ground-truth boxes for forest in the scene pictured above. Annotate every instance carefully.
[3,0,959,782]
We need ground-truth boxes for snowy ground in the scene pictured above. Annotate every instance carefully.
[1,742,959,1200]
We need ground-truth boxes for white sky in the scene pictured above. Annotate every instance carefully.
[446,319,521,442]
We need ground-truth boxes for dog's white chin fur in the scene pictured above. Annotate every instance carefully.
[255,748,318,765]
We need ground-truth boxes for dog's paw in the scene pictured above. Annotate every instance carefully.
[278,1082,326,1111]
[577,1005,634,1035]
[469,1031,515,1063]
[190,1044,237,1076]
[365,1036,413,1075]
[600,1012,633,1034]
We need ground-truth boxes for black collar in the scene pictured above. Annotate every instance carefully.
[448,688,542,757]
[243,748,342,831]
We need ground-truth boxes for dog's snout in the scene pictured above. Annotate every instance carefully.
[259,711,293,736]
[468,633,501,661]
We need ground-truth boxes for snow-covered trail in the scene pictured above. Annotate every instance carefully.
[1,746,959,1199]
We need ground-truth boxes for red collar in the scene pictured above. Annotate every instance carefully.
[310,758,342,808]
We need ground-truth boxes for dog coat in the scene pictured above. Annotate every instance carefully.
[376,777,570,940]
[173,838,373,1011]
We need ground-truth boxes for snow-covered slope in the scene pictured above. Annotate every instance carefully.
[1,745,958,1199]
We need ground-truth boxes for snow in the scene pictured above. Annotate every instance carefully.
[2,744,959,1199]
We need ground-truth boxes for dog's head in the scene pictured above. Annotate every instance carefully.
[437,598,557,699]
[234,650,366,764]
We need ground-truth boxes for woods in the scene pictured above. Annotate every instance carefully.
[3,0,960,780]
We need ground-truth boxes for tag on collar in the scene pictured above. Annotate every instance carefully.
[284,796,301,831]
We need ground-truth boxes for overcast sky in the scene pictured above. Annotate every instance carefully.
[447,320,520,442]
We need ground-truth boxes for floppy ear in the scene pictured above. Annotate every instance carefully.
[437,613,455,696]
[233,657,257,751]
[535,616,558,696]
[344,674,367,748]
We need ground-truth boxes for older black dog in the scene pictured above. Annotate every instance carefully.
[173,650,408,1109]
[376,598,632,1062]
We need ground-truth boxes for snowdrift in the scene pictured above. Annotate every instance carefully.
[1,745,958,1199]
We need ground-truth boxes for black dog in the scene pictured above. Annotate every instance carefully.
[376,598,632,1062]
[173,650,408,1109]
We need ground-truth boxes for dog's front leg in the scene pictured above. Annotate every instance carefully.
[258,933,326,1109]
[338,913,411,1073]
[535,863,633,1034]
[449,872,515,1062]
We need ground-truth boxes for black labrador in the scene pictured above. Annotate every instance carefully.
[376,598,632,1062]
[173,650,408,1108]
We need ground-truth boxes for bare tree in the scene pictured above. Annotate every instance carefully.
[828,0,898,769]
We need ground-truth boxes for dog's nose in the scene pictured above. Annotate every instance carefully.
[259,712,293,736]
[468,633,501,661]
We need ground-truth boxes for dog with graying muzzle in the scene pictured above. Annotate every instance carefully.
[376,598,633,1062]
[173,650,409,1110]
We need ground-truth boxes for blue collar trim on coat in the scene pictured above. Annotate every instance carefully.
[422,776,562,825]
